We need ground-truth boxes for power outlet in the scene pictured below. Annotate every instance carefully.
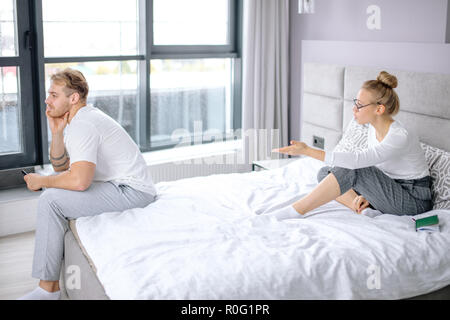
[313,136,324,149]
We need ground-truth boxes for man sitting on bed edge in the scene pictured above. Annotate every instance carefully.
[19,68,157,300]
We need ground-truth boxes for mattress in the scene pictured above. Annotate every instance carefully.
[66,157,450,299]
[62,220,109,300]
[62,224,450,300]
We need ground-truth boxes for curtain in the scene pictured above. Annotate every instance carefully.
[242,0,290,163]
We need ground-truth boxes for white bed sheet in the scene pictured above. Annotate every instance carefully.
[76,157,450,300]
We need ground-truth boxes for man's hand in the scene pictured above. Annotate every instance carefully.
[24,173,46,192]
[46,110,69,135]
[353,195,370,214]
[272,140,308,156]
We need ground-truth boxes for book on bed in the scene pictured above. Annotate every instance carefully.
[414,215,440,233]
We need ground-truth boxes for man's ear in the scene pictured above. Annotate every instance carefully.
[70,92,80,104]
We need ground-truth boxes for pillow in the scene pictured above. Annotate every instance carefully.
[333,118,368,153]
[420,143,450,210]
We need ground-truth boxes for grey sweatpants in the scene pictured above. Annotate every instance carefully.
[31,181,156,281]
[317,166,432,216]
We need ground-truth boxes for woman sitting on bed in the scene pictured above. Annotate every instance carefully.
[272,71,432,219]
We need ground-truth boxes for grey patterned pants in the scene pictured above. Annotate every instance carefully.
[31,181,156,281]
[317,166,433,216]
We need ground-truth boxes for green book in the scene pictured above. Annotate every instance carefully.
[414,215,439,232]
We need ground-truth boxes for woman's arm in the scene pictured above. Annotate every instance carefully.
[273,141,326,161]
[275,127,410,168]
[329,130,408,169]
[303,146,325,161]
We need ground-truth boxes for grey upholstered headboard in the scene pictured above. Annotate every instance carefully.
[301,62,450,152]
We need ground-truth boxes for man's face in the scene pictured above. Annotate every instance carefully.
[45,82,72,118]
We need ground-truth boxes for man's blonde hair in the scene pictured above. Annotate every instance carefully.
[51,68,89,103]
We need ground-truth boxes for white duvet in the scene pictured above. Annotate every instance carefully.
[76,157,450,300]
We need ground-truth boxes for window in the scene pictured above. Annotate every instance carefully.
[0,66,20,154]
[150,58,234,148]
[153,0,229,45]
[0,0,18,56]
[0,0,242,188]
[0,0,37,174]
[150,0,242,149]
[42,0,138,57]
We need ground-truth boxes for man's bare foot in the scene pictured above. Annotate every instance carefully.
[39,280,60,293]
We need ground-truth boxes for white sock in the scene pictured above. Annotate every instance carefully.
[17,286,60,300]
[361,208,383,218]
[265,206,303,220]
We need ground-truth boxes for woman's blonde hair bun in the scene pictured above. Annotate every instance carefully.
[377,71,398,89]
[362,71,400,116]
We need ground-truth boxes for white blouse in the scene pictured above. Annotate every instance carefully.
[324,120,430,180]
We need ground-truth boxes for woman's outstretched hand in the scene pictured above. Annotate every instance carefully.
[272,140,308,156]
[353,195,370,214]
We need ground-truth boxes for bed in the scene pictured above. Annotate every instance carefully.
[61,63,450,300]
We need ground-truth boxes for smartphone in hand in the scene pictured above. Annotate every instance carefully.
[21,170,43,191]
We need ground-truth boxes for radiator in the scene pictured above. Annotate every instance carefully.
[147,154,252,183]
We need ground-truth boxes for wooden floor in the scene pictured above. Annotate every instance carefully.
[0,231,70,300]
[0,231,38,300]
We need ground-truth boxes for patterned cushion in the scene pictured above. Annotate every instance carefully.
[420,143,450,210]
[333,118,368,153]
[333,119,450,210]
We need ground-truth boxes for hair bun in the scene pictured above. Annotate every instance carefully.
[377,71,398,89]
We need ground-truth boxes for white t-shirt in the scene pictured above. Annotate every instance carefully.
[64,105,156,196]
[325,120,430,180]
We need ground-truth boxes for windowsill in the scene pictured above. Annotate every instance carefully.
[0,186,43,203]
[0,140,242,202]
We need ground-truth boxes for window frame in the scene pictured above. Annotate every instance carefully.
[0,0,242,188]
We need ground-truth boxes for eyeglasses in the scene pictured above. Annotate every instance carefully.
[353,98,380,111]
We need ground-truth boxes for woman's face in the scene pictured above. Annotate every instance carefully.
[353,89,379,125]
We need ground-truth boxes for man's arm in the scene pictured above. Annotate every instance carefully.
[50,132,70,172]
[42,161,96,191]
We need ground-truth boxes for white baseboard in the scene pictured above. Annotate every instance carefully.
[0,197,39,237]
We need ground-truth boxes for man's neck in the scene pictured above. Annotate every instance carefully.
[67,103,86,124]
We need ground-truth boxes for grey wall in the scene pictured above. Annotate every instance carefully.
[447,0,450,42]
[289,0,450,140]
